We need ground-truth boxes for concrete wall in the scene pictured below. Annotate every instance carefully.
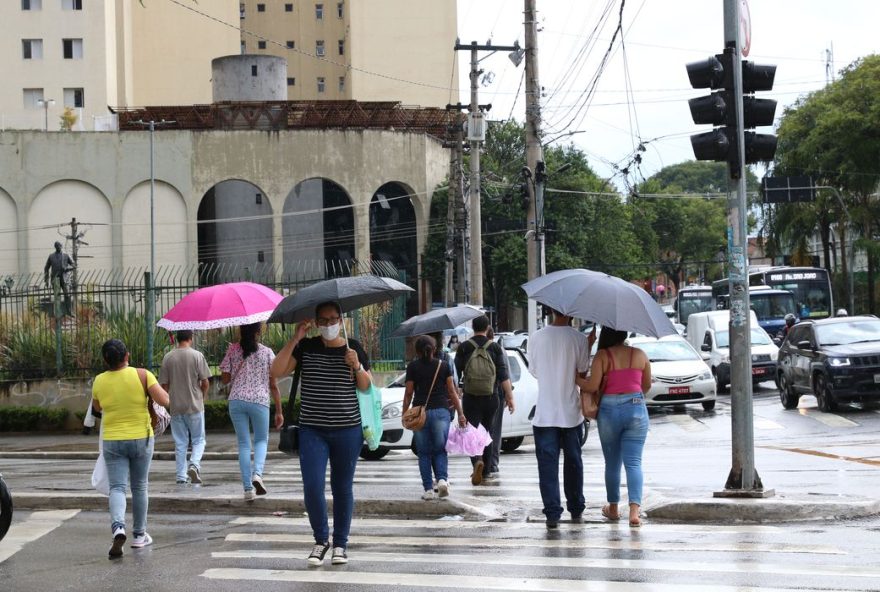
[212,55,288,102]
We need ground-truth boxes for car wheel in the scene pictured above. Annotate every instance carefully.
[713,368,729,393]
[813,374,837,412]
[701,400,716,411]
[359,446,390,461]
[500,436,524,453]
[778,372,800,410]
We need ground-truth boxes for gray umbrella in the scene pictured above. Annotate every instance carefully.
[522,268,677,338]
[389,305,484,338]
[267,275,413,324]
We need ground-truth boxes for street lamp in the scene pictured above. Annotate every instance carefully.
[36,98,55,131]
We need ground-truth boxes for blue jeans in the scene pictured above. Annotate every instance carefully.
[532,424,585,521]
[103,436,154,537]
[598,393,649,506]
[228,399,269,491]
[413,407,451,491]
[170,411,206,481]
[299,424,362,549]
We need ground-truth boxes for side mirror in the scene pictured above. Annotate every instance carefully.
[797,340,812,350]
[700,343,711,352]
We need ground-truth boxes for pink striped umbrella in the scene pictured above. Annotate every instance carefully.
[157,282,284,330]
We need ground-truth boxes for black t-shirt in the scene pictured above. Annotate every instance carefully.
[453,335,510,389]
[293,337,370,428]
[405,358,452,409]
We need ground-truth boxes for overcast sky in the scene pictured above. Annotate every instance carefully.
[455,0,879,189]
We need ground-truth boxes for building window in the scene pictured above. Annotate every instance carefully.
[22,39,43,59]
[23,88,44,109]
[62,38,83,59]
[338,39,344,55]
[287,77,296,86]
[62,0,82,9]
[315,3,323,19]
[64,88,84,109]
[315,40,325,56]
[22,0,42,10]
[255,193,262,205]
[286,40,295,49]
[258,40,266,49]
[257,3,265,12]
[239,3,245,18]
[317,77,325,93]
[285,3,293,11]
[338,76,345,92]
[240,40,246,54]
[251,64,258,76]
[257,251,265,263]
[337,2,343,18]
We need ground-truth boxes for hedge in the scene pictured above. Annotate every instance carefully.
[0,406,69,431]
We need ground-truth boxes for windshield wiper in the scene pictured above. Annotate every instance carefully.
[846,339,880,345]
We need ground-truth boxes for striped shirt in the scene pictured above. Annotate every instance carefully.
[294,337,370,428]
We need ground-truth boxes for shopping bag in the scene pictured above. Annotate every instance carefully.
[445,423,492,456]
[91,425,110,496]
[357,383,383,451]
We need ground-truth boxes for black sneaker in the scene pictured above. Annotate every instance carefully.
[307,542,330,567]
[331,546,348,565]
[546,518,559,530]
[571,513,583,523]
[109,527,126,559]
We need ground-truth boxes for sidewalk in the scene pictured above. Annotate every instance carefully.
[2,432,878,523]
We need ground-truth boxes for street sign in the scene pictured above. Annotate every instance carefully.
[760,175,816,203]
[740,0,751,56]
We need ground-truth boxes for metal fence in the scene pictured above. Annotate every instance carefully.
[0,260,407,379]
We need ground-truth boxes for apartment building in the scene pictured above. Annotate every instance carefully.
[238,0,457,107]
[1,0,239,130]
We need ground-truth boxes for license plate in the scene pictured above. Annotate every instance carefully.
[668,386,691,395]
[874,374,880,384]
[752,367,765,376]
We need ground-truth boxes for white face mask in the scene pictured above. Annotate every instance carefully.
[319,322,341,341]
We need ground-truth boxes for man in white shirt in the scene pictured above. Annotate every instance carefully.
[528,306,593,528]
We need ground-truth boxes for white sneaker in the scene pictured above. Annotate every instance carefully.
[437,479,450,498]
[243,489,256,501]
[130,532,153,548]
[421,490,435,500]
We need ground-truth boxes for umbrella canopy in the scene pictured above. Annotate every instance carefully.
[390,305,484,338]
[157,282,283,331]
[522,269,677,338]
[267,275,413,324]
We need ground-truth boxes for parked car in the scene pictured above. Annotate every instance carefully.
[686,310,778,393]
[360,347,539,460]
[776,315,880,412]
[496,331,528,352]
[629,335,716,411]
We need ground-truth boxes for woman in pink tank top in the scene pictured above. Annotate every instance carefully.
[577,327,652,527]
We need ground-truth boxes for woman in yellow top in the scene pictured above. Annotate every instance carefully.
[92,339,170,559]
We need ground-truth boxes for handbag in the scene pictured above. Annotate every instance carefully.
[279,366,302,456]
[402,360,442,432]
[137,368,170,436]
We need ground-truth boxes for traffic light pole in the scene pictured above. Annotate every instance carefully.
[716,0,773,498]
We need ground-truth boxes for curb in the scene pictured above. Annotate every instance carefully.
[645,496,880,523]
[0,451,289,461]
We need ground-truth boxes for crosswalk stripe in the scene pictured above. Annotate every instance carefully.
[225,533,841,555]
[798,409,859,428]
[201,567,858,592]
[228,516,782,533]
[210,549,880,579]
[665,414,709,432]
[754,416,785,430]
[0,510,79,563]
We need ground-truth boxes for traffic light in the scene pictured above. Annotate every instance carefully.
[686,49,778,179]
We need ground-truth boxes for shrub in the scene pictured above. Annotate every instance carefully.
[0,406,69,431]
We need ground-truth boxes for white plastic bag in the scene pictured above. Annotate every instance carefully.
[91,426,109,496]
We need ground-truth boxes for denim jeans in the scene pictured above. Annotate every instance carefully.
[597,393,649,506]
[413,407,451,491]
[299,424,362,549]
[103,436,154,537]
[228,399,269,491]
[532,424,585,521]
[170,411,206,481]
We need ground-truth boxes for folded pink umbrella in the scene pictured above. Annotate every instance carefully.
[157,282,283,330]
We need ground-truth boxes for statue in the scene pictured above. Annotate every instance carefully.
[44,241,75,316]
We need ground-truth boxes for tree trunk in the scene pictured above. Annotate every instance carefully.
[866,220,875,315]
[839,222,849,312]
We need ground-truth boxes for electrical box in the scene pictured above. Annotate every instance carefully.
[467,111,485,142]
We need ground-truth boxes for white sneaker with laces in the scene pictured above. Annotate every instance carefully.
[130,532,153,548]
[421,490,435,500]
[437,479,450,498]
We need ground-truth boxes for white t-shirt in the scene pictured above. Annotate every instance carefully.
[529,325,591,428]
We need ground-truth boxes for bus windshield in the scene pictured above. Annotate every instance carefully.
[676,291,715,325]
[749,293,798,320]
[758,268,833,319]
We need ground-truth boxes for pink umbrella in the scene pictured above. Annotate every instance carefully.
[157,282,284,330]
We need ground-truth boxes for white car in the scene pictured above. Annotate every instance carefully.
[360,348,541,460]
[629,335,717,411]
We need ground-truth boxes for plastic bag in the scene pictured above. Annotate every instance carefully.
[91,427,109,496]
[445,423,492,456]
[357,383,383,451]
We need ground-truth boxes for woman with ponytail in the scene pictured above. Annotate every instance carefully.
[402,335,466,500]
[220,322,283,501]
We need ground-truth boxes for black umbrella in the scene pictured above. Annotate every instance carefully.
[389,305,484,338]
[267,275,414,324]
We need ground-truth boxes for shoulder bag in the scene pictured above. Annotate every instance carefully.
[402,360,442,432]
[278,366,302,456]
[137,368,171,436]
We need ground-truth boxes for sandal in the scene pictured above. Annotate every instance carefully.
[601,505,621,521]
[629,516,642,527]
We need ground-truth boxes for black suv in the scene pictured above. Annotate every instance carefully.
[776,316,880,411]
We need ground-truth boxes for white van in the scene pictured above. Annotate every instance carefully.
[686,310,778,393]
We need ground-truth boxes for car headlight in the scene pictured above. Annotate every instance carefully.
[699,371,711,380]
[381,402,402,419]
[829,357,850,367]
[770,350,778,361]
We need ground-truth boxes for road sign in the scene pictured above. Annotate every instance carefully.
[760,175,816,203]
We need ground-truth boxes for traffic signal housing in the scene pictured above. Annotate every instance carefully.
[686,49,778,179]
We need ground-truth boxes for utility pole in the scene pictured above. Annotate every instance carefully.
[444,108,467,306]
[524,0,544,335]
[455,40,520,307]
[66,217,87,294]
